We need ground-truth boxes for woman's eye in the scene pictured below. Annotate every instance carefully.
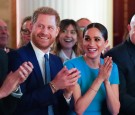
[95,37,101,41]
[62,30,67,33]
[84,37,90,41]
[71,31,76,35]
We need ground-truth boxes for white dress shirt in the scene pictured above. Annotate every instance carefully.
[31,41,49,84]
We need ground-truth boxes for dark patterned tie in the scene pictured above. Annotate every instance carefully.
[44,54,54,115]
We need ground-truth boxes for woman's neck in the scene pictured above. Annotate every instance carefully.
[83,55,100,69]
[62,49,73,59]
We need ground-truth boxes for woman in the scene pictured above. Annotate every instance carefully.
[18,16,32,48]
[52,19,81,62]
[64,23,120,115]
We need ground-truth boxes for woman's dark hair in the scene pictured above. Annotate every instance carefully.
[83,23,108,41]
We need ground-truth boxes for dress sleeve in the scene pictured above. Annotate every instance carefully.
[109,62,120,84]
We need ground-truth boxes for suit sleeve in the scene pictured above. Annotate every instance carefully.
[119,67,135,114]
[8,51,69,113]
[105,49,135,114]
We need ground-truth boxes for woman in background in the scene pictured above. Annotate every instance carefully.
[52,19,81,62]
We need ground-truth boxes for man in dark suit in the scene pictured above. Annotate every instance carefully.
[0,49,33,114]
[104,14,135,115]
[8,7,80,115]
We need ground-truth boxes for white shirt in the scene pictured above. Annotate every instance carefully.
[59,50,76,63]
[31,41,49,84]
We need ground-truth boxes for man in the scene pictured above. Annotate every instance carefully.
[8,7,80,115]
[76,18,91,38]
[0,19,13,53]
[104,14,135,115]
[0,49,33,114]
[76,18,91,54]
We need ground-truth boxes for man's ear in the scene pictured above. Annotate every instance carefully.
[127,24,131,32]
[56,27,60,37]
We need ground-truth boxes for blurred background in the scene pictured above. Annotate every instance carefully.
[0,0,134,49]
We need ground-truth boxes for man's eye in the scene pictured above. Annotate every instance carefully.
[48,26,54,30]
[38,24,44,28]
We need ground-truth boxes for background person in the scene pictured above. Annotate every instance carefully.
[52,19,81,62]
[104,14,135,115]
[18,16,32,48]
[0,19,13,53]
[0,49,33,115]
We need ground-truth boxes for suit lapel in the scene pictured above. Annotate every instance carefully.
[18,43,44,86]
[126,39,135,67]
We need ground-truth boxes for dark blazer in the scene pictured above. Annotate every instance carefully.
[0,49,19,115]
[8,42,69,115]
[104,38,135,115]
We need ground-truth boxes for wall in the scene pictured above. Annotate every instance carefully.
[0,0,12,47]
[17,0,113,48]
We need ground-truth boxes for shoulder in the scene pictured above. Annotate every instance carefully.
[64,56,83,69]
[65,56,83,64]
[0,49,7,58]
[105,42,126,57]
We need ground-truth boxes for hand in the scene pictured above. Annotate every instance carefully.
[52,66,80,91]
[18,61,34,84]
[0,61,33,98]
[98,56,112,81]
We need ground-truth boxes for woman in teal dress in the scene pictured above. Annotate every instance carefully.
[64,23,120,115]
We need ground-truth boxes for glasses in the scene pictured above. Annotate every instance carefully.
[21,28,31,35]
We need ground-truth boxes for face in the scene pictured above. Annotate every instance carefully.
[77,19,91,29]
[58,24,77,50]
[0,19,9,48]
[77,19,91,37]
[31,14,59,52]
[21,20,32,45]
[83,27,108,59]
[128,20,135,45]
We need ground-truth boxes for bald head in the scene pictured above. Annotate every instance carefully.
[130,14,135,26]
[0,19,9,49]
[128,14,135,45]
[77,18,91,29]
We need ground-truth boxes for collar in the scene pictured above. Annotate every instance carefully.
[59,50,76,62]
[30,41,49,59]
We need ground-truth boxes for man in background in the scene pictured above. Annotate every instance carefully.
[76,18,91,54]
[0,19,13,53]
[104,14,135,115]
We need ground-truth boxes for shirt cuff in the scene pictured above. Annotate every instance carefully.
[63,94,71,104]
[11,86,23,98]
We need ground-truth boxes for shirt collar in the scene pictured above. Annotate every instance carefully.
[59,50,76,62]
[30,41,49,58]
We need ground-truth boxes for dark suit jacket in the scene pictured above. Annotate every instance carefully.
[8,42,69,115]
[0,49,19,115]
[104,38,135,115]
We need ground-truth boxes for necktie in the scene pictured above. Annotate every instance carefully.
[44,54,54,115]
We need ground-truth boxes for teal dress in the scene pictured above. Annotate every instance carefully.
[64,56,119,115]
